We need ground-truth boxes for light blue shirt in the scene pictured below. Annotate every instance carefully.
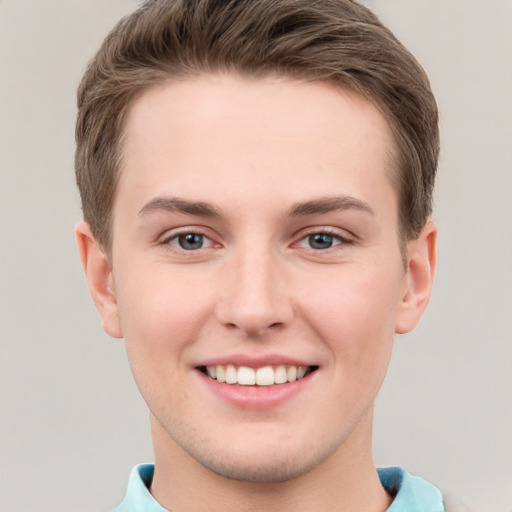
[378,467,444,512]
[114,464,444,512]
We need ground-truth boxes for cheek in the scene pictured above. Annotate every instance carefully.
[302,265,402,369]
[114,270,215,417]
[114,269,214,371]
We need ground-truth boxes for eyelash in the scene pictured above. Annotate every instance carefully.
[295,228,353,251]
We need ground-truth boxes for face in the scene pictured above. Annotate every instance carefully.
[79,74,435,483]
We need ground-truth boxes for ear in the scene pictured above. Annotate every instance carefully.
[395,221,437,334]
[75,222,123,338]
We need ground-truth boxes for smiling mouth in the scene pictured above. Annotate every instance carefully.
[198,365,318,386]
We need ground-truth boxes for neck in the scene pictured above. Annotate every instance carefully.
[149,411,392,512]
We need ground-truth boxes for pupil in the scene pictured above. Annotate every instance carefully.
[309,233,333,249]
[179,233,203,250]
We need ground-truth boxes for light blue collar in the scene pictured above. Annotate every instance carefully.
[378,467,444,511]
[114,464,168,512]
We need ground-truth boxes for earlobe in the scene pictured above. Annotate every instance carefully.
[75,222,123,338]
[395,222,437,334]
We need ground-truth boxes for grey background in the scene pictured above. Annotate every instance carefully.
[1,1,511,511]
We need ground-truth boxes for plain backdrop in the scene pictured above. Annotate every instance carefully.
[1,1,511,511]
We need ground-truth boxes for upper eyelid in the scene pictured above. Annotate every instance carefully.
[159,226,215,241]
[294,226,354,241]
[296,231,348,246]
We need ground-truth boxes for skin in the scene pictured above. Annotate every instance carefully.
[77,74,436,512]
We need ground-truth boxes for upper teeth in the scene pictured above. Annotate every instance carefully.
[206,365,309,386]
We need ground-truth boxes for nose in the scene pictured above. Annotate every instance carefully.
[215,243,294,337]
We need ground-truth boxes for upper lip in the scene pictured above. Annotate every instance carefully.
[195,353,317,369]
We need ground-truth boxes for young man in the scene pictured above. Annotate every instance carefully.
[75,1,443,510]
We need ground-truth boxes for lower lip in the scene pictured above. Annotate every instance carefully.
[197,370,315,410]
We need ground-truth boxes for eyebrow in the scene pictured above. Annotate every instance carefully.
[138,197,221,217]
[288,196,375,217]
[138,195,374,219]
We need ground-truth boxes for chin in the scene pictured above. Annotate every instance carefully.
[198,451,322,483]
[212,465,307,483]
[176,431,343,484]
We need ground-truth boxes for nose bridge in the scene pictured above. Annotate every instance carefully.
[216,236,292,335]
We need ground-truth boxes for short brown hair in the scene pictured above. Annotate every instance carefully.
[76,0,439,251]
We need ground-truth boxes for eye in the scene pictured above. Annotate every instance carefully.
[296,231,349,250]
[165,232,214,251]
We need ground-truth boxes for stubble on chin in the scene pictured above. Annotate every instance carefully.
[153,414,348,485]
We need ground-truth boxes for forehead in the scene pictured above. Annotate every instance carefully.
[118,74,397,216]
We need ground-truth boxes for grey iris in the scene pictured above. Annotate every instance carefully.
[179,233,204,250]
[309,233,334,249]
